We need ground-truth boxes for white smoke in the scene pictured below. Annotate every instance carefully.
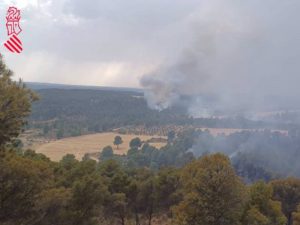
[141,0,300,116]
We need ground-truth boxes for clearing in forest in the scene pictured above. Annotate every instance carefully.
[34,132,167,161]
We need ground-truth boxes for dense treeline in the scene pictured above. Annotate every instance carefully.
[2,149,300,225]
[190,129,300,179]
[98,130,195,170]
[99,128,300,182]
[2,56,300,225]
[29,89,191,138]
[0,55,37,147]
[28,88,295,139]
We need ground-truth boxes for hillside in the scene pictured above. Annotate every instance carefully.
[28,85,297,140]
[28,88,190,138]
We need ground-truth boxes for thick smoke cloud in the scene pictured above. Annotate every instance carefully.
[141,0,300,117]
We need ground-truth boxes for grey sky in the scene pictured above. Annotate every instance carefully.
[0,0,201,86]
[139,0,300,113]
[0,0,300,99]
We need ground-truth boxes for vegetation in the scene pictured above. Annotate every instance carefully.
[129,137,142,149]
[173,154,246,225]
[2,57,300,225]
[114,136,123,149]
[29,88,190,138]
[2,148,300,225]
[100,146,114,161]
[191,129,300,179]
[28,88,296,139]
[33,132,166,161]
[271,178,300,225]
[241,181,287,225]
[0,55,37,147]
[294,206,300,225]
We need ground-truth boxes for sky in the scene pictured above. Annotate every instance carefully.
[138,0,300,113]
[0,0,299,112]
[0,0,202,87]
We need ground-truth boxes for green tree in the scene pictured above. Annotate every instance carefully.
[293,205,300,225]
[43,125,50,135]
[242,181,287,225]
[138,176,158,225]
[242,207,269,225]
[127,179,139,224]
[173,153,246,225]
[82,153,91,161]
[60,154,78,171]
[58,157,97,188]
[98,159,122,178]
[156,168,181,211]
[167,130,175,143]
[11,138,23,149]
[0,55,37,147]
[127,168,160,225]
[23,149,50,162]
[114,135,123,149]
[105,193,127,225]
[100,145,114,161]
[34,187,72,225]
[100,160,130,225]
[129,137,142,149]
[56,128,64,139]
[70,175,108,225]
[271,178,300,225]
[0,152,52,224]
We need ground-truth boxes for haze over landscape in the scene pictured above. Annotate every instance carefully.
[2,1,300,225]
[2,0,300,117]
[0,1,297,86]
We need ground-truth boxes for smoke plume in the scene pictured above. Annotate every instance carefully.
[140,0,300,117]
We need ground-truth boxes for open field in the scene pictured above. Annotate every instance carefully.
[27,127,287,161]
[34,132,167,161]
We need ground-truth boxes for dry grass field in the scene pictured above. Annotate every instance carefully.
[34,132,167,161]
[30,127,287,161]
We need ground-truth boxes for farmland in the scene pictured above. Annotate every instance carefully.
[33,132,167,161]
[23,126,288,162]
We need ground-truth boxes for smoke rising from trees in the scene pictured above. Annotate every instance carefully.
[141,0,300,117]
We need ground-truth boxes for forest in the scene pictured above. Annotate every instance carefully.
[28,88,190,138]
[1,56,300,225]
[27,88,300,139]
[98,128,300,181]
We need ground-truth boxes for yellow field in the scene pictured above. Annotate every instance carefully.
[34,132,166,161]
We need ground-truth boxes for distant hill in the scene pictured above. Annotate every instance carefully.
[26,83,296,140]
[28,88,190,138]
[25,82,143,93]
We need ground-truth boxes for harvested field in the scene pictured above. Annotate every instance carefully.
[34,132,166,161]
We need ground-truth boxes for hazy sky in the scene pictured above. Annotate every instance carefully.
[0,0,201,87]
[0,0,300,95]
